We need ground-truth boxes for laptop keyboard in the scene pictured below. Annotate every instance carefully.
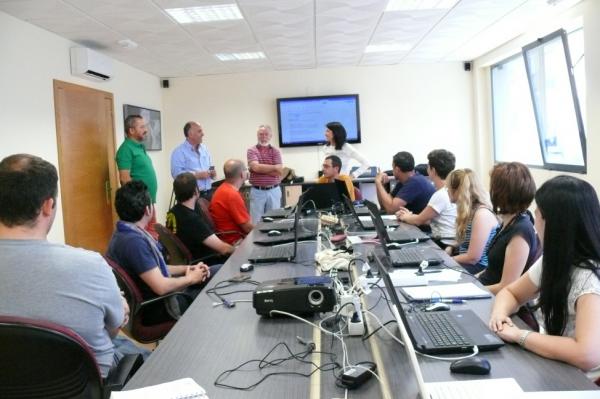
[415,312,473,348]
[252,244,293,259]
[390,249,424,264]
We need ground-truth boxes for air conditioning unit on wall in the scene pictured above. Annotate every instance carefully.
[70,47,113,81]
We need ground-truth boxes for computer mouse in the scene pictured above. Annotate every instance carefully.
[424,302,450,312]
[450,357,491,375]
[267,230,283,237]
[263,217,274,222]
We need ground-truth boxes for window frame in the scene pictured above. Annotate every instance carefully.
[521,28,587,173]
[491,28,586,173]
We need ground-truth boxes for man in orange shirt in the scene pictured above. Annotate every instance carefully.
[318,155,355,201]
[209,159,253,244]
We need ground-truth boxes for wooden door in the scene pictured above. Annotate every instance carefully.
[53,80,118,252]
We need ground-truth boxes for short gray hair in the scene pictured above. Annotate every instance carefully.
[258,124,272,134]
[124,115,142,134]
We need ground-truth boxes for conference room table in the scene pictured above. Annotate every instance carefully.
[124,218,598,398]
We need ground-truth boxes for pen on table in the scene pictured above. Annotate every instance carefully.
[415,269,442,275]
[439,299,467,304]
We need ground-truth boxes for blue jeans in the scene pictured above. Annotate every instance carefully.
[112,335,151,366]
[249,186,282,224]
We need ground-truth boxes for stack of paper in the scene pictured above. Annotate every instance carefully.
[426,378,522,398]
[400,282,491,301]
[111,378,208,399]
[369,268,463,287]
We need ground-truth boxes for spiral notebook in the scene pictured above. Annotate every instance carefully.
[111,378,208,399]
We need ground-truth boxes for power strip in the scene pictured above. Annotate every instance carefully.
[347,295,364,336]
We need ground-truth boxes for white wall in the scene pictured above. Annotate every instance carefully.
[161,63,475,189]
[0,11,165,243]
[473,0,600,191]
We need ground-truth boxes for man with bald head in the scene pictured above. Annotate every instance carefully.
[170,121,216,200]
[209,160,253,244]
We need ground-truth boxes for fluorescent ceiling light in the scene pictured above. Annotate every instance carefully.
[386,0,459,11]
[215,52,266,61]
[166,4,243,24]
[117,39,138,49]
[365,43,412,53]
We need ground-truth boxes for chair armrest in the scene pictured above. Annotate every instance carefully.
[215,230,246,240]
[103,353,144,397]
[134,291,194,315]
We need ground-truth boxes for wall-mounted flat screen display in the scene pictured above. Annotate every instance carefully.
[277,94,361,147]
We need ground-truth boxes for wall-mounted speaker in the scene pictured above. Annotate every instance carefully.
[463,62,472,72]
[161,79,169,88]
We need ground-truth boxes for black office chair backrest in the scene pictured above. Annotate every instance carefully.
[155,222,192,265]
[0,315,103,399]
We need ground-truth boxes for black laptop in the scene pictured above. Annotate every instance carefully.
[302,183,342,210]
[373,252,504,354]
[363,199,430,244]
[255,218,318,233]
[342,195,399,230]
[366,205,441,267]
[253,218,318,245]
[248,195,306,263]
[262,205,295,220]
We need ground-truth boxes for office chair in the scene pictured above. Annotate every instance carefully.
[157,220,226,266]
[104,256,182,344]
[155,222,195,265]
[0,315,142,399]
[353,186,363,201]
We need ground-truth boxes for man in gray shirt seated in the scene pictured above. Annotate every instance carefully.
[0,153,148,378]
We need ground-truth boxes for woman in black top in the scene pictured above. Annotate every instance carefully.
[478,162,539,294]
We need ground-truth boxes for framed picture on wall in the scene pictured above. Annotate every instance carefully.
[123,104,162,151]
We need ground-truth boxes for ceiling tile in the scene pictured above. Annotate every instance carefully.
[0,0,582,77]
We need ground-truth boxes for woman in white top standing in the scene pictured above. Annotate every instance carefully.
[323,122,370,179]
[490,176,600,377]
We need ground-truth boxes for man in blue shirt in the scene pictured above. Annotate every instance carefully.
[375,151,435,215]
[170,121,216,200]
[107,181,210,323]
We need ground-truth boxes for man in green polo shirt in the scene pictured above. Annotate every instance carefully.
[116,114,159,238]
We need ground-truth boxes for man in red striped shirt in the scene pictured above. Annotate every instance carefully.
[247,125,283,223]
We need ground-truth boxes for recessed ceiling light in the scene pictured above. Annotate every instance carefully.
[385,0,459,11]
[166,4,243,24]
[215,52,266,61]
[365,43,412,53]
[117,39,138,49]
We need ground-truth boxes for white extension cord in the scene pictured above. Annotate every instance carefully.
[315,248,354,271]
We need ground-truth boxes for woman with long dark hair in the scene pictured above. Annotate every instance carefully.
[490,176,600,374]
[323,121,370,178]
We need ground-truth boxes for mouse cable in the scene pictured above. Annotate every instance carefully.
[270,309,380,381]
[205,278,259,305]
[363,309,480,361]
[280,309,385,395]
[212,299,253,307]
[214,341,340,390]
[362,319,397,341]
